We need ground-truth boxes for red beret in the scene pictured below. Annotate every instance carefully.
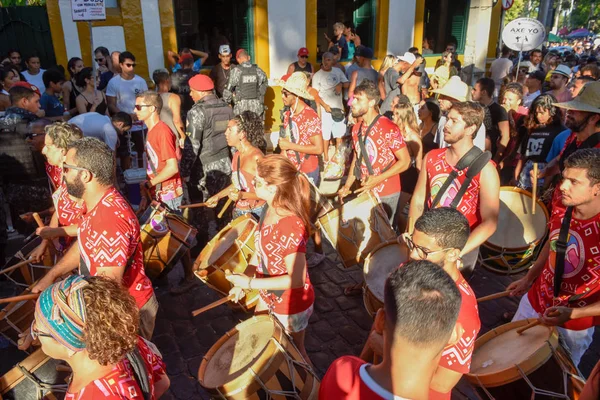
[189,74,214,91]
[12,81,41,97]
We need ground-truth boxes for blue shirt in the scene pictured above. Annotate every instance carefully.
[40,92,64,117]
[172,59,202,73]
[546,129,571,162]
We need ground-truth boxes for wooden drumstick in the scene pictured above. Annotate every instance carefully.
[516,311,561,335]
[218,198,233,219]
[192,294,236,317]
[179,202,207,210]
[532,163,538,215]
[0,258,33,276]
[33,212,44,227]
[0,293,39,305]
[477,290,512,303]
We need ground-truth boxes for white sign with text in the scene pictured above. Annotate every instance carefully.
[71,0,106,21]
[502,18,545,52]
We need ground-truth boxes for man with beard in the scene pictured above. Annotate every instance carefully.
[535,81,600,218]
[209,45,233,99]
[509,149,600,367]
[409,102,499,276]
[338,80,410,225]
[223,49,268,118]
[529,49,543,73]
[31,137,157,340]
[549,65,573,103]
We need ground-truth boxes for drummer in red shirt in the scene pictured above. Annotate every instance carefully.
[320,260,462,400]
[409,101,500,276]
[509,148,600,367]
[32,137,157,340]
[338,80,411,225]
[226,154,315,364]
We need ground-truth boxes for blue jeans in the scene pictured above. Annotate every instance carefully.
[304,166,321,188]
[232,203,267,220]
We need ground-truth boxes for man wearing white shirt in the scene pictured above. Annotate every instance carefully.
[21,55,46,93]
[106,51,148,169]
[490,46,513,97]
[69,111,132,152]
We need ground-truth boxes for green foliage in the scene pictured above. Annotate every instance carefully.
[506,0,540,23]
[0,0,46,5]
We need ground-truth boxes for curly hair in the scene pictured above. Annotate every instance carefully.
[45,122,83,150]
[82,276,139,366]
[525,93,561,130]
[233,111,266,153]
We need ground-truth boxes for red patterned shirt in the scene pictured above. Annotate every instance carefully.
[232,153,265,211]
[283,105,321,174]
[351,116,406,197]
[255,215,314,314]
[146,121,183,202]
[52,182,86,250]
[430,275,481,400]
[528,211,600,330]
[45,163,62,191]
[425,148,488,229]
[77,187,153,309]
[65,337,166,400]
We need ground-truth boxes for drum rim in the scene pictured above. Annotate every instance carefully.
[484,186,550,251]
[1,348,52,393]
[317,190,377,224]
[363,240,408,301]
[466,319,559,387]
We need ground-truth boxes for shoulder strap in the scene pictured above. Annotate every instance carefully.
[147,157,162,193]
[554,206,573,298]
[235,152,242,190]
[287,114,304,165]
[559,132,600,171]
[355,115,382,178]
[126,347,152,400]
[448,150,491,209]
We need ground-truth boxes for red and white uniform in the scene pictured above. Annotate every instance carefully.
[77,187,153,309]
[145,121,183,202]
[52,182,86,250]
[528,211,600,330]
[425,148,488,229]
[45,163,62,191]
[282,106,321,174]
[351,116,406,197]
[65,337,166,400]
[255,215,314,315]
[232,153,265,211]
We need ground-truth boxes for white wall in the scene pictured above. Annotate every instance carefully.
[59,0,82,60]
[267,0,306,81]
[140,0,166,75]
[91,26,126,55]
[387,0,416,55]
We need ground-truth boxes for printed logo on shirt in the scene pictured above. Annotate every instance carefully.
[549,228,586,278]
[430,173,460,207]
[527,138,545,156]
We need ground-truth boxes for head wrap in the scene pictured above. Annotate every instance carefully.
[35,275,89,352]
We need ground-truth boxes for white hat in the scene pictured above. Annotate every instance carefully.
[219,45,231,55]
[432,76,470,102]
[555,81,600,114]
[397,52,416,64]
[552,64,572,79]
[277,72,314,100]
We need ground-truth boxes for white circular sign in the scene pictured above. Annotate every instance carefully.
[502,18,546,52]
[502,0,514,10]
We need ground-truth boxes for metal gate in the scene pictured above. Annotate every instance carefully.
[0,6,56,69]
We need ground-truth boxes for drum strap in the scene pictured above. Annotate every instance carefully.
[430,147,491,210]
[126,347,152,400]
[287,114,310,167]
[554,206,573,299]
[355,115,382,179]
[558,132,600,172]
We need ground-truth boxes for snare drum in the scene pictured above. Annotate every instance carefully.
[317,191,396,268]
[363,241,408,317]
[479,187,549,274]
[0,349,70,399]
[466,319,584,399]
[194,214,260,312]
[139,201,197,281]
[198,315,319,399]
[1,236,53,288]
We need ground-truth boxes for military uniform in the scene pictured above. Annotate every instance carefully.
[222,61,268,118]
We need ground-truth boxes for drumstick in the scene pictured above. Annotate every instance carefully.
[218,198,233,219]
[0,258,33,276]
[532,163,538,215]
[476,290,512,303]
[179,202,207,210]
[32,212,44,227]
[192,294,236,317]
[0,293,39,305]
[516,311,561,335]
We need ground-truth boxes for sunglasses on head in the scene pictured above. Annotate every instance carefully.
[125,63,136,68]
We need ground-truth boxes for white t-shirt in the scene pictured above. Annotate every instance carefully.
[106,74,148,131]
[22,69,46,93]
[69,112,118,151]
[490,58,513,87]
[435,115,486,151]
[312,68,348,110]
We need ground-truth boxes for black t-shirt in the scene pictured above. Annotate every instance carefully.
[519,123,566,163]
[171,68,198,121]
[209,63,232,98]
[484,102,508,155]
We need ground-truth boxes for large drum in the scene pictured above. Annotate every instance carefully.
[317,191,396,268]
[198,315,319,399]
[307,174,334,223]
[194,214,260,312]
[363,241,408,317]
[1,236,53,288]
[479,187,549,274]
[1,348,70,399]
[466,319,585,399]
[139,201,197,281]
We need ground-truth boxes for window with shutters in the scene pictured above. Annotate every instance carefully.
[172,0,255,67]
[421,0,470,55]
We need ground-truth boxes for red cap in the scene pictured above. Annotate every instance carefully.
[12,81,41,97]
[298,47,309,57]
[189,74,214,91]
[179,53,194,64]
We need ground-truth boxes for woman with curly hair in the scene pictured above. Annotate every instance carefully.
[32,275,169,399]
[514,94,566,190]
[226,154,314,364]
[206,111,267,219]
[29,122,85,263]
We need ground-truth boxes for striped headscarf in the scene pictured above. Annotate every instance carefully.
[34,275,89,352]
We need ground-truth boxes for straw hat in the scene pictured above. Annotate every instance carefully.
[277,72,314,100]
[431,76,470,102]
[555,81,600,114]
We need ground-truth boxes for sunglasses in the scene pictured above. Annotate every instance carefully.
[299,55,308,59]
[402,233,453,260]
[124,63,136,68]
[62,163,88,173]
[30,320,53,341]
[95,58,105,63]
[134,104,153,111]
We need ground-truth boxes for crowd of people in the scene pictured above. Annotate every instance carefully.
[1,19,600,399]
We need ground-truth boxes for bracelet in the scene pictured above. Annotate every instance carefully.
[248,277,253,290]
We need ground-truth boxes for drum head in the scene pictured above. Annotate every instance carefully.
[200,216,255,269]
[202,318,275,388]
[364,242,408,302]
[487,188,548,249]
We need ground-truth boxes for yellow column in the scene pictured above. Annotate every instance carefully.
[487,1,503,59]
[47,0,68,69]
[413,0,425,50]
[306,0,317,67]
[375,0,389,60]
[120,0,150,79]
[159,0,178,69]
[255,0,270,77]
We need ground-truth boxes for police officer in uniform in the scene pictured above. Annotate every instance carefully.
[223,49,268,118]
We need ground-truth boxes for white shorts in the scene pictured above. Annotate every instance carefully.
[321,110,346,141]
